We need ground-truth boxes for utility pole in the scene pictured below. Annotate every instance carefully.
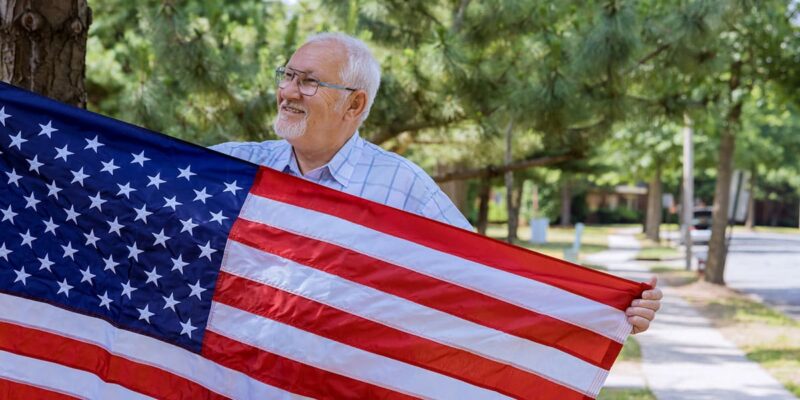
[682,115,694,271]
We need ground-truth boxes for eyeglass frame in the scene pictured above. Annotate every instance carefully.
[275,66,357,96]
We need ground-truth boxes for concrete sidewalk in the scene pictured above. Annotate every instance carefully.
[586,229,797,399]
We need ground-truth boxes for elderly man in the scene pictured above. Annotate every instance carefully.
[211,32,661,334]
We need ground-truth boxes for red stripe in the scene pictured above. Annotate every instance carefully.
[251,167,648,310]
[0,377,78,400]
[213,271,589,400]
[0,321,227,400]
[201,330,417,400]
[229,220,622,370]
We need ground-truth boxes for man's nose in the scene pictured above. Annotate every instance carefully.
[279,77,303,100]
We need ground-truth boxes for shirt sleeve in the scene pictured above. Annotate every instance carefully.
[419,189,474,231]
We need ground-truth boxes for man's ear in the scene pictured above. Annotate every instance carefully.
[344,90,368,122]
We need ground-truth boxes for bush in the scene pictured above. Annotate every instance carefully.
[592,206,642,224]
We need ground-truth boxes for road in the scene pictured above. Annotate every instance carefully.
[671,230,800,320]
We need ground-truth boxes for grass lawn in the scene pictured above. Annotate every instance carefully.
[674,281,800,397]
[485,223,617,259]
[596,388,656,400]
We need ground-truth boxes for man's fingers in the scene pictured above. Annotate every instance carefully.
[628,315,651,334]
[627,306,656,321]
[631,299,661,311]
[642,287,663,300]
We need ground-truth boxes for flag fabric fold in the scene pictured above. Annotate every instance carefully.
[0,82,648,399]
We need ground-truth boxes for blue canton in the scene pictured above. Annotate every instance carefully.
[0,83,256,353]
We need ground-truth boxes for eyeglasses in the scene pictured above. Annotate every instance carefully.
[275,66,357,96]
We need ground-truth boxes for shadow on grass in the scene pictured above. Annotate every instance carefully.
[597,388,656,400]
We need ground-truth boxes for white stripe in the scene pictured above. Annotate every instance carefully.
[223,240,605,396]
[0,292,309,400]
[0,350,154,400]
[241,195,631,343]
[208,302,513,400]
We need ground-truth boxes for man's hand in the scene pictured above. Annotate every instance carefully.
[627,276,662,334]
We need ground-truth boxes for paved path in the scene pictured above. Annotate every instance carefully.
[587,229,797,399]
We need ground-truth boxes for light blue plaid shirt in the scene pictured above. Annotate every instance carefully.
[211,132,473,230]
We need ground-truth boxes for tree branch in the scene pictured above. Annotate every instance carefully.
[432,154,576,183]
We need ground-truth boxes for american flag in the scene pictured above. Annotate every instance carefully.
[0,82,648,399]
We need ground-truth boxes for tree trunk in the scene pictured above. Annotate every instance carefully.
[745,169,756,229]
[476,177,491,235]
[705,62,743,285]
[0,0,91,107]
[504,121,516,243]
[645,164,663,242]
[560,177,571,227]
[507,176,524,243]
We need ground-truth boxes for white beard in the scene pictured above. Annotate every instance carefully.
[273,109,308,139]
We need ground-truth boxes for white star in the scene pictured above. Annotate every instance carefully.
[70,167,90,186]
[23,192,40,211]
[43,217,59,235]
[54,144,74,161]
[56,278,73,296]
[100,159,120,175]
[179,218,198,235]
[38,120,57,138]
[0,106,10,126]
[46,180,61,199]
[1,205,17,224]
[9,131,27,149]
[80,266,96,285]
[116,182,136,199]
[179,318,197,338]
[103,255,118,272]
[188,280,206,300]
[27,155,44,173]
[19,229,36,248]
[64,205,80,223]
[133,205,152,223]
[107,217,123,236]
[144,267,162,286]
[38,254,54,272]
[197,241,217,260]
[84,229,100,247]
[162,196,182,211]
[223,180,242,195]
[193,187,212,204]
[127,242,143,261]
[84,135,104,152]
[209,210,228,224]
[61,242,77,260]
[137,305,155,323]
[171,255,188,274]
[152,229,170,248]
[131,151,150,166]
[5,169,22,186]
[177,165,196,180]
[88,192,107,211]
[147,173,165,189]
[162,292,180,312]
[0,243,11,260]
[97,291,113,309]
[14,266,32,285]
[120,280,136,299]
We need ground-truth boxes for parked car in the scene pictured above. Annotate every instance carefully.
[690,207,713,243]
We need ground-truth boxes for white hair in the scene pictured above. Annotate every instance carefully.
[304,32,381,123]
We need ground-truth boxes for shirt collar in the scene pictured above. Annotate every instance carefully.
[276,131,364,188]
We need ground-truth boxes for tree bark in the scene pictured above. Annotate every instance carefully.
[0,0,91,107]
[504,121,516,243]
[745,169,756,229]
[645,164,663,242]
[705,61,743,285]
[560,177,571,227]
[476,177,491,235]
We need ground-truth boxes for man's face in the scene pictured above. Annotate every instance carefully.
[273,41,350,147]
